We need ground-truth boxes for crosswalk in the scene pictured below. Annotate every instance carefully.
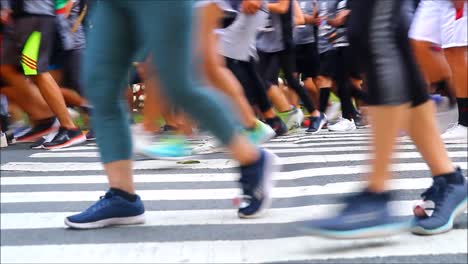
[1,129,467,263]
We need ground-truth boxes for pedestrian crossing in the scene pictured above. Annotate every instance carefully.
[1,129,467,263]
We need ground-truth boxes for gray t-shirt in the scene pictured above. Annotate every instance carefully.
[256,0,285,53]
[20,0,55,16]
[218,2,269,61]
[293,0,315,45]
[317,0,334,54]
[328,0,349,48]
[68,0,86,50]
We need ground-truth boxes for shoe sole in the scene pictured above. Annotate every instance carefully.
[43,134,87,150]
[16,126,58,143]
[328,125,357,132]
[64,213,146,229]
[139,149,195,161]
[238,149,281,219]
[300,221,412,240]
[411,198,467,236]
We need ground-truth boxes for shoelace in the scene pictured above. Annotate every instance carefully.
[421,181,454,210]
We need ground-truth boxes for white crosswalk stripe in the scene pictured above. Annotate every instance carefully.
[1,129,466,263]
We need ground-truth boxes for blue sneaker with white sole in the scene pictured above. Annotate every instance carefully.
[412,168,467,235]
[300,190,410,239]
[237,149,279,218]
[65,190,145,229]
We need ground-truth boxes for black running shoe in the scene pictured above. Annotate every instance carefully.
[16,117,58,143]
[354,113,370,128]
[237,149,279,218]
[86,130,96,141]
[43,127,86,150]
[266,117,288,136]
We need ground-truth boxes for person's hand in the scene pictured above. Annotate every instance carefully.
[241,0,262,14]
[0,8,12,25]
[452,0,466,10]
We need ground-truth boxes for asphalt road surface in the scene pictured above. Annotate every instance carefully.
[1,118,467,263]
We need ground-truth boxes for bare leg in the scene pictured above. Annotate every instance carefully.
[104,160,135,194]
[268,85,292,112]
[444,47,468,98]
[367,105,408,192]
[407,101,454,175]
[31,73,76,129]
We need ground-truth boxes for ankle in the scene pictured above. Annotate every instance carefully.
[109,187,137,202]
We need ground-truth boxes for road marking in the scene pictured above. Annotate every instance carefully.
[2,162,467,185]
[2,230,466,263]
[0,177,451,203]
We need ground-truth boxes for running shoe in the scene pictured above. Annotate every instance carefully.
[237,149,279,218]
[328,117,356,132]
[265,117,288,136]
[30,131,59,149]
[306,113,327,134]
[64,190,145,229]
[325,102,341,122]
[412,168,467,235]
[42,127,86,150]
[245,120,276,145]
[192,138,224,154]
[278,107,302,131]
[132,124,158,154]
[354,113,370,128]
[15,117,59,143]
[86,130,96,141]
[139,136,192,160]
[441,124,468,141]
[300,190,410,239]
[0,132,7,148]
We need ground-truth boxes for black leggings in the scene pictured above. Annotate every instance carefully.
[257,49,316,113]
[347,0,428,106]
[335,46,358,119]
[225,57,272,113]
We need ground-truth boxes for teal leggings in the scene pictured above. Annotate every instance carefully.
[84,0,238,163]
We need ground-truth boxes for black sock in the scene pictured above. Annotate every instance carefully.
[110,188,138,202]
[37,116,56,125]
[457,98,468,127]
[319,88,331,113]
[437,168,464,185]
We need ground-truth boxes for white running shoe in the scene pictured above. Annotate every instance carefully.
[325,102,341,122]
[1,132,7,148]
[441,124,468,141]
[192,138,224,154]
[328,117,356,132]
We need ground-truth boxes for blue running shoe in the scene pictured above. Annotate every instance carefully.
[306,113,327,134]
[65,190,145,229]
[412,168,467,235]
[244,120,276,145]
[140,136,192,160]
[300,190,410,239]
[237,149,280,218]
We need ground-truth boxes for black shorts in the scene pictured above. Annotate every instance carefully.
[295,42,319,80]
[318,50,337,79]
[347,0,428,106]
[51,49,84,94]
[1,15,57,75]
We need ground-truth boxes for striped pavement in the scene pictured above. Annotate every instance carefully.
[1,129,467,263]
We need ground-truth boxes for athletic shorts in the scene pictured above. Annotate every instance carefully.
[295,42,320,79]
[318,50,337,79]
[1,15,56,75]
[410,0,467,48]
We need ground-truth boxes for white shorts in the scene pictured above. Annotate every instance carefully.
[410,0,467,48]
[441,1,467,48]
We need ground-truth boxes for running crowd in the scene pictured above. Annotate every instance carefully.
[0,0,467,240]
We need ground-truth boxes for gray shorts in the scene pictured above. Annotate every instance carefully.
[1,15,56,75]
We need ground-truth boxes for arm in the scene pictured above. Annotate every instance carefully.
[304,0,319,25]
[452,0,466,10]
[267,0,291,14]
[241,0,262,14]
[293,0,305,25]
[0,0,12,24]
[327,9,350,27]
